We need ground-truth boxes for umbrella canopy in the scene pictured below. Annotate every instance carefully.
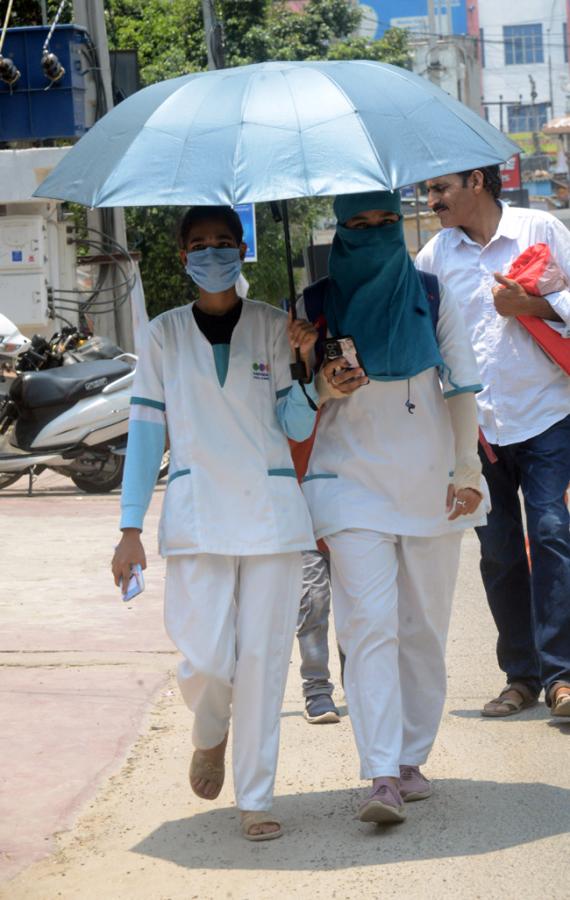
[34,60,518,207]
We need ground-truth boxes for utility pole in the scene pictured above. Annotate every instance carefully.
[201,0,225,70]
[427,0,436,48]
[72,0,133,350]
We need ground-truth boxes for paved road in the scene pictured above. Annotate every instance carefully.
[1,472,569,899]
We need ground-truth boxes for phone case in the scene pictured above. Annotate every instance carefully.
[324,335,367,375]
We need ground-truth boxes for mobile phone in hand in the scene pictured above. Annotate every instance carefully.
[120,564,145,602]
[324,335,368,378]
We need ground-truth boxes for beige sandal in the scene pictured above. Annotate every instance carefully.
[550,684,570,718]
[482,683,538,718]
[189,750,225,800]
[240,811,283,842]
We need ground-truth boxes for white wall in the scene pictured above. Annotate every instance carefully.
[478,0,569,131]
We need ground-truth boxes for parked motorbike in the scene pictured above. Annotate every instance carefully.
[0,313,30,377]
[0,324,167,493]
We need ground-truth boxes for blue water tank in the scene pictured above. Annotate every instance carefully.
[0,25,90,141]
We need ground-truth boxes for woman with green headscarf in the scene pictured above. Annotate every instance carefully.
[300,190,487,826]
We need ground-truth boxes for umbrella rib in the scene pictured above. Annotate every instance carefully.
[281,68,312,198]
[317,68,392,188]
[230,69,257,205]
[168,70,236,203]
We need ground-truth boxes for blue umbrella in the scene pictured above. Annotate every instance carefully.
[34,60,518,207]
[34,60,517,381]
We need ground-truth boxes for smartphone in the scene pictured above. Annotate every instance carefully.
[120,564,145,602]
[324,335,368,377]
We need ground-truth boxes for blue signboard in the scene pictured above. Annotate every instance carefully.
[235,203,257,262]
[358,0,467,41]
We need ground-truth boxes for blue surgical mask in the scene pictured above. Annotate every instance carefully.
[185,247,243,293]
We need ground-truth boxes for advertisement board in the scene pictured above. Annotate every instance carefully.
[235,203,257,262]
[500,156,521,191]
[358,0,467,40]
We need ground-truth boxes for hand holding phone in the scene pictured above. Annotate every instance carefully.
[323,335,369,394]
[120,563,145,602]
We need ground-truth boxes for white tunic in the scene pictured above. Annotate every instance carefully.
[132,300,316,557]
[302,291,488,539]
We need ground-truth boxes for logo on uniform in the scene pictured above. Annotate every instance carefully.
[252,361,270,381]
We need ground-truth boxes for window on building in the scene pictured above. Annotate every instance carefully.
[564,23,568,64]
[479,28,485,67]
[504,24,544,65]
[507,102,549,133]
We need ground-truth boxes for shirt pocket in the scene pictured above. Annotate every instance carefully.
[158,469,199,553]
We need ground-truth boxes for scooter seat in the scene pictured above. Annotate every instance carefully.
[11,359,133,410]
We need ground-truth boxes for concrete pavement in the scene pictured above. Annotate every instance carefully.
[1,471,569,899]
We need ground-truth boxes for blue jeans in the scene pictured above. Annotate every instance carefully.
[476,415,570,701]
[296,550,334,699]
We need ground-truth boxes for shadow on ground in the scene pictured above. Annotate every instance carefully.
[449,704,550,721]
[133,779,570,871]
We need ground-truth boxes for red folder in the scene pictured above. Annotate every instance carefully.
[505,244,570,375]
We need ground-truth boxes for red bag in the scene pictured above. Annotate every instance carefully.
[505,243,570,375]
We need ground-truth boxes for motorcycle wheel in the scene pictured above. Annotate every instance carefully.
[70,452,125,494]
[0,471,24,490]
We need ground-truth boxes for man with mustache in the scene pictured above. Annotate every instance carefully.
[416,166,570,720]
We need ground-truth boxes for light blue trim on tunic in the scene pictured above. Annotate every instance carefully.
[303,473,338,482]
[268,468,296,477]
[276,379,318,441]
[168,468,191,484]
[212,344,231,387]
[130,396,166,411]
[443,383,483,399]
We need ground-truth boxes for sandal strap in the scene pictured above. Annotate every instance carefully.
[190,753,224,782]
[241,811,281,833]
[498,682,536,705]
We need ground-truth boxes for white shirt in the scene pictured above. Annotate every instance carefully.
[302,291,488,539]
[416,203,570,445]
[123,300,316,556]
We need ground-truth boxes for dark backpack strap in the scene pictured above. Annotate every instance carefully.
[417,270,441,336]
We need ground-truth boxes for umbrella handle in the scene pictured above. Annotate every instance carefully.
[280,200,310,383]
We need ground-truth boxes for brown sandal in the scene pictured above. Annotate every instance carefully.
[550,684,570,718]
[482,683,538,718]
[189,750,225,800]
[240,811,283,842]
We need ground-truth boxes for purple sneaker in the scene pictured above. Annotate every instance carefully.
[399,765,432,801]
[358,778,406,823]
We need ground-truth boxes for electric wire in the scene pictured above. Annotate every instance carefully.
[42,0,69,52]
[0,0,15,53]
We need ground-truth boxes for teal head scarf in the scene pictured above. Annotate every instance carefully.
[326,190,442,380]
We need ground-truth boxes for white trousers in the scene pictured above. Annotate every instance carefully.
[164,552,302,811]
[326,529,462,779]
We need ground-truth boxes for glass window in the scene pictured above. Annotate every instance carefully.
[504,24,543,65]
[507,102,549,133]
[564,23,568,64]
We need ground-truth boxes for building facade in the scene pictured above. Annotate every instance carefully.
[469,0,570,131]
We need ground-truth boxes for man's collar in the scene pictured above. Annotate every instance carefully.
[445,201,516,248]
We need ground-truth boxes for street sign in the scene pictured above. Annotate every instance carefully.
[235,203,257,262]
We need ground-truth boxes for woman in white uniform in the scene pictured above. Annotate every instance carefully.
[302,191,487,825]
[112,206,319,841]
